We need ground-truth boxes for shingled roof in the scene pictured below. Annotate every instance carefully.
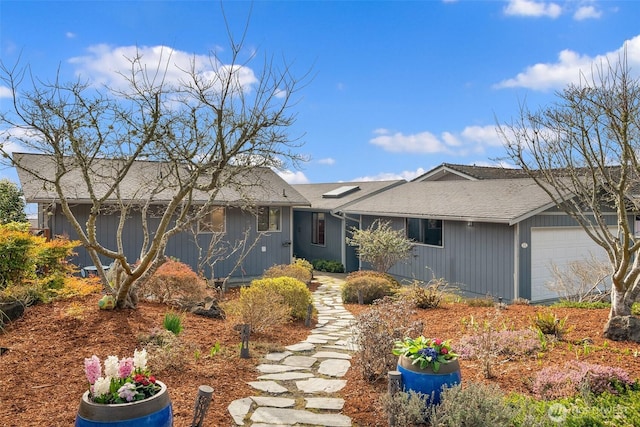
[413,163,532,182]
[292,180,406,212]
[343,178,561,225]
[14,152,310,207]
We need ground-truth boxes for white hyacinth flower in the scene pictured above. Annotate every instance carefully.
[104,355,119,378]
[133,348,147,371]
[92,377,111,397]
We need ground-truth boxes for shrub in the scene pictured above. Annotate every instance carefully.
[138,328,188,372]
[532,309,571,340]
[552,300,610,309]
[342,271,400,304]
[346,219,413,272]
[250,276,313,321]
[401,277,450,309]
[312,259,345,273]
[457,314,539,379]
[0,224,84,304]
[0,222,36,290]
[46,275,101,300]
[380,390,429,426]
[138,258,207,306]
[353,296,423,382]
[163,311,184,335]
[293,257,313,276]
[223,285,291,333]
[457,327,539,362]
[263,263,312,285]
[465,295,495,307]
[430,382,516,427]
[532,361,634,400]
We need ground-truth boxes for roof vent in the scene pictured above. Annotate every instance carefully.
[322,185,360,198]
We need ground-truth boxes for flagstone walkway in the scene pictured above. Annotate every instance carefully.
[227,274,357,426]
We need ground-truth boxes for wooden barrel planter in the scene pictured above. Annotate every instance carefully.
[396,355,461,405]
[75,381,172,427]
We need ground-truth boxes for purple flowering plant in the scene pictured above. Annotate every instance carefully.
[392,335,458,372]
[83,349,161,404]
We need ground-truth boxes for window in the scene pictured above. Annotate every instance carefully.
[198,207,226,233]
[407,218,443,246]
[312,212,325,245]
[257,206,281,232]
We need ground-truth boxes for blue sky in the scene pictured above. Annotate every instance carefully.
[2,0,640,186]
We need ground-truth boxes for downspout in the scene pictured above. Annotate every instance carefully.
[288,206,294,261]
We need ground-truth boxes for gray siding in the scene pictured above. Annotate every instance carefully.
[293,210,345,267]
[47,204,293,281]
[360,215,516,300]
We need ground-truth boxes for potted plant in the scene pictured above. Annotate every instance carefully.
[392,336,461,405]
[76,349,172,426]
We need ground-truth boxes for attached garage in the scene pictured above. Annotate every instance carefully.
[530,226,609,302]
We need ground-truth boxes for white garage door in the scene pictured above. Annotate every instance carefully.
[530,227,608,302]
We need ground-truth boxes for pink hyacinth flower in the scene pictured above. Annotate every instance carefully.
[118,357,134,379]
[84,355,102,384]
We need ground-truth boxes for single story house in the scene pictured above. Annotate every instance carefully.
[342,176,619,302]
[15,152,310,282]
[291,180,405,271]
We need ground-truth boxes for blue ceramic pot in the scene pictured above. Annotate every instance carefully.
[75,380,172,427]
[397,355,461,405]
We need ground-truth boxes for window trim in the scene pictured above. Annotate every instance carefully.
[312,212,326,246]
[406,217,444,248]
[257,206,282,232]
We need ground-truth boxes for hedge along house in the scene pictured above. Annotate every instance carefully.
[342,176,620,303]
[14,152,310,283]
[291,180,405,272]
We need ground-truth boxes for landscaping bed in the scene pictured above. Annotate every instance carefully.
[1,286,639,426]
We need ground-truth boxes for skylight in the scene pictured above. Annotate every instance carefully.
[322,185,360,198]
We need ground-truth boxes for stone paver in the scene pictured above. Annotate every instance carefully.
[227,274,356,426]
[250,407,352,427]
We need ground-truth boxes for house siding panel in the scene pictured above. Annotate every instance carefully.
[47,205,293,282]
[293,210,346,268]
[360,215,516,300]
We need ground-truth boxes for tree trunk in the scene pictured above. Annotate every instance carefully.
[609,286,632,318]
[603,285,640,342]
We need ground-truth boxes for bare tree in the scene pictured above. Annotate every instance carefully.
[0,22,308,308]
[546,254,611,303]
[500,55,640,341]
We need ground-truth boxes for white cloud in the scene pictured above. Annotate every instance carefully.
[353,167,425,182]
[68,44,258,94]
[369,125,501,156]
[317,157,335,165]
[495,34,640,91]
[278,170,309,184]
[0,86,12,98]
[66,32,77,39]
[504,0,562,18]
[574,5,602,20]
[369,130,455,154]
[460,125,503,147]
